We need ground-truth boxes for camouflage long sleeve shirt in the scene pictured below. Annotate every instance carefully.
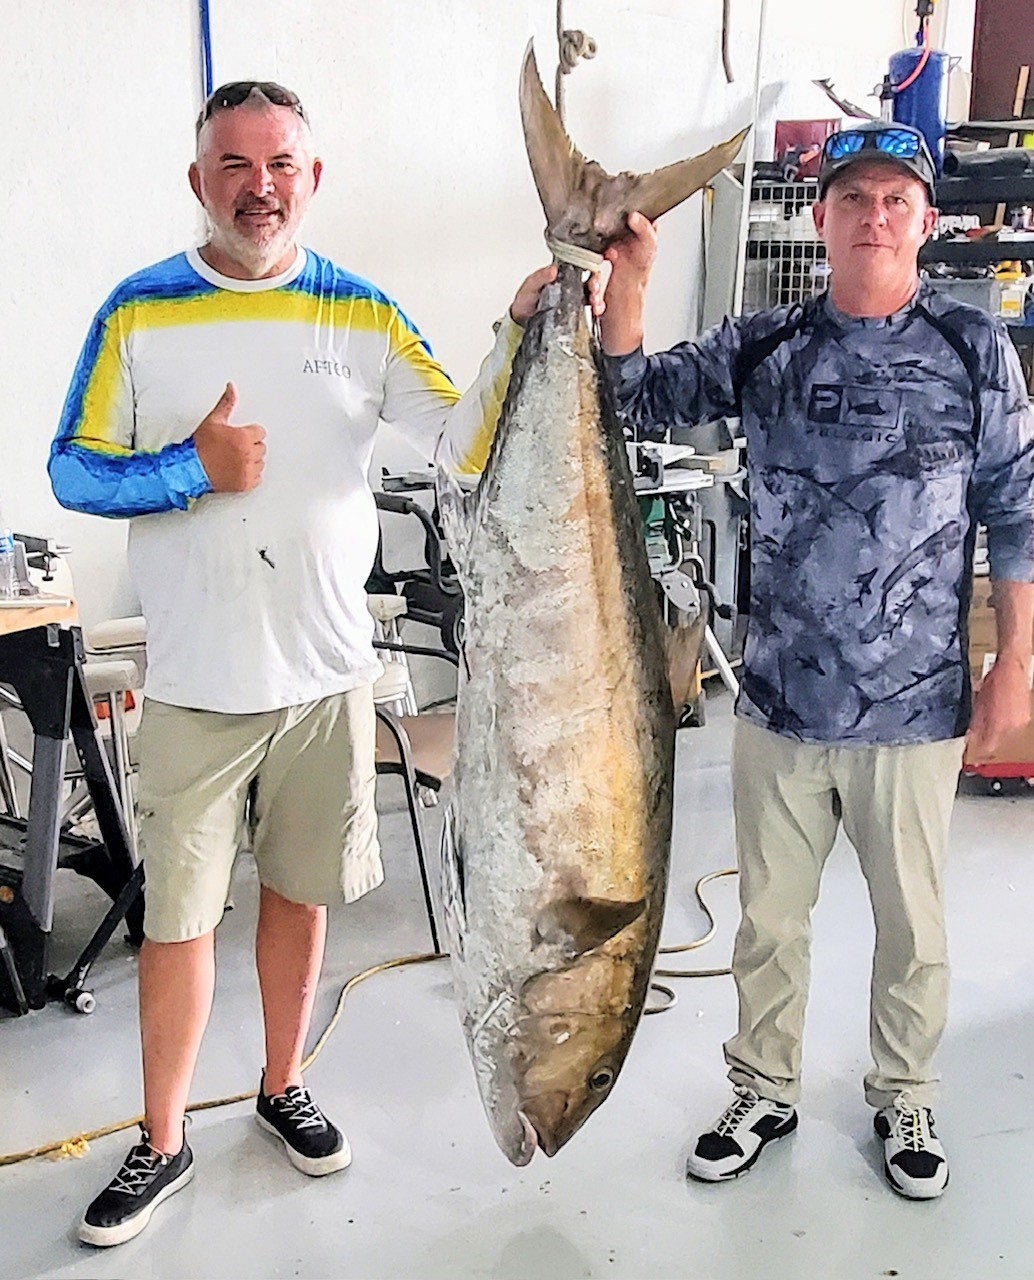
[604,283,1034,745]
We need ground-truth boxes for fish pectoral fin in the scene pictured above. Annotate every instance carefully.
[664,605,709,713]
[630,128,751,222]
[536,896,646,954]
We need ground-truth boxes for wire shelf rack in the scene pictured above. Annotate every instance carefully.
[744,179,828,311]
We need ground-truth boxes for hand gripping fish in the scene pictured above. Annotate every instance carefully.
[437,42,747,1166]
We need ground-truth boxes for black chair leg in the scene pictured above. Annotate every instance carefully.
[376,709,441,955]
[398,766,442,956]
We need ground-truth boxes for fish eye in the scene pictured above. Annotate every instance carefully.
[589,1068,614,1092]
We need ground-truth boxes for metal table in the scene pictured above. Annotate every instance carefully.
[0,608,143,1016]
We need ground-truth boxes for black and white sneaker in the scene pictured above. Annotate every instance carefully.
[256,1080,352,1176]
[78,1128,194,1247]
[875,1099,949,1199]
[686,1086,798,1182]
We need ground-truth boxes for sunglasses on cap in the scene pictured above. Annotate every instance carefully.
[818,123,937,199]
[823,127,928,163]
[196,81,309,135]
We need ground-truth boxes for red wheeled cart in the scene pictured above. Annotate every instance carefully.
[962,758,1034,796]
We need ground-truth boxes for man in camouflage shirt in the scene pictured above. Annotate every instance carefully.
[595,122,1034,1199]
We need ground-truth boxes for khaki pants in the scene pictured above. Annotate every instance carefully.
[725,718,965,1110]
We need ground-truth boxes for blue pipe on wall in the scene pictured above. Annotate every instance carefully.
[199,0,214,99]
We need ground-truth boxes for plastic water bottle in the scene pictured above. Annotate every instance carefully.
[0,510,18,599]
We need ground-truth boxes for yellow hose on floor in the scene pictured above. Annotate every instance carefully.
[0,953,445,1168]
[0,873,737,1168]
[657,868,738,979]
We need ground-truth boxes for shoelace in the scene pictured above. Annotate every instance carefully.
[714,1088,791,1137]
[715,1091,756,1137]
[892,1104,933,1153]
[273,1088,327,1131]
[110,1144,169,1196]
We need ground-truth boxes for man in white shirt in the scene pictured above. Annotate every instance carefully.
[52,80,554,1247]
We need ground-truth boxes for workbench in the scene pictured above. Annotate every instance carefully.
[0,607,143,1016]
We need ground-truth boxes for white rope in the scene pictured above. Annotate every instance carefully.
[554,0,596,126]
[545,235,605,271]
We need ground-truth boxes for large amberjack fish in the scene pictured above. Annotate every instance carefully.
[436,43,747,1166]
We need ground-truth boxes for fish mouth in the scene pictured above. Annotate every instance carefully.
[514,1110,540,1165]
[517,1095,567,1159]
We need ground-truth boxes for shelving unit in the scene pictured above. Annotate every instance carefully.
[923,170,1034,356]
[934,174,1034,209]
[920,239,1034,266]
[742,178,827,311]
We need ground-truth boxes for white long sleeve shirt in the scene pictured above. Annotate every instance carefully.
[51,246,522,712]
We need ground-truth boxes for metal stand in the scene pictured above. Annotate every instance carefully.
[704,625,741,698]
[0,624,143,1016]
[636,460,743,701]
[0,709,19,818]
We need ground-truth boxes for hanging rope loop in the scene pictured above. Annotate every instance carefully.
[558,28,597,73]
[554,1,597,125]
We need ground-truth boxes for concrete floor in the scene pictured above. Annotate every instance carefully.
[2,690,1033,1280]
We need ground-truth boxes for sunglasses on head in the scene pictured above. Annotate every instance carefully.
[823,127,926,163]
[196,81,308,133]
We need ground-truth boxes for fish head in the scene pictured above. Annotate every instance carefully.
[512,947,641,1158]
[520,41,749,254]
[468,895,652,1165]
[515,1010,629,1156]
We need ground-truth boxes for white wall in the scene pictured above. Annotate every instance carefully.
[1,0,973,625]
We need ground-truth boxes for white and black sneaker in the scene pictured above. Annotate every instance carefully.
[256,1079,352,1176]
[686,1085,798,1182]
[875,1099,949,1200]
[78,1127,194,1247]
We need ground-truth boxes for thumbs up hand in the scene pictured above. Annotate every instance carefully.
[193,382,266,493]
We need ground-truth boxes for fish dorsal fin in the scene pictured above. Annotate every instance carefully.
[629,129,751,222]
[536,896,646,954]
[435,469,477,590]
[519,41,586,230]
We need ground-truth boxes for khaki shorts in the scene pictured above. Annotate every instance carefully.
[137,689,382,943]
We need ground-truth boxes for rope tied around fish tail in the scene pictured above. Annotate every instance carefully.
[545,235,605,272]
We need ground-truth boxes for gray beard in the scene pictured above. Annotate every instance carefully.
[206,217,297,277]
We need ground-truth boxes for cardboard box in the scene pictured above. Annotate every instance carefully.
[967,576,997,685]
[965,576,1034,771]
[964,694,1034,772]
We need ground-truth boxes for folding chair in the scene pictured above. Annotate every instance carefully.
[372,639,458,955]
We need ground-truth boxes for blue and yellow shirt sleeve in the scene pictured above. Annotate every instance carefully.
[49,295,211,519]
[378,303,460,460]
[377,298,524,482]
